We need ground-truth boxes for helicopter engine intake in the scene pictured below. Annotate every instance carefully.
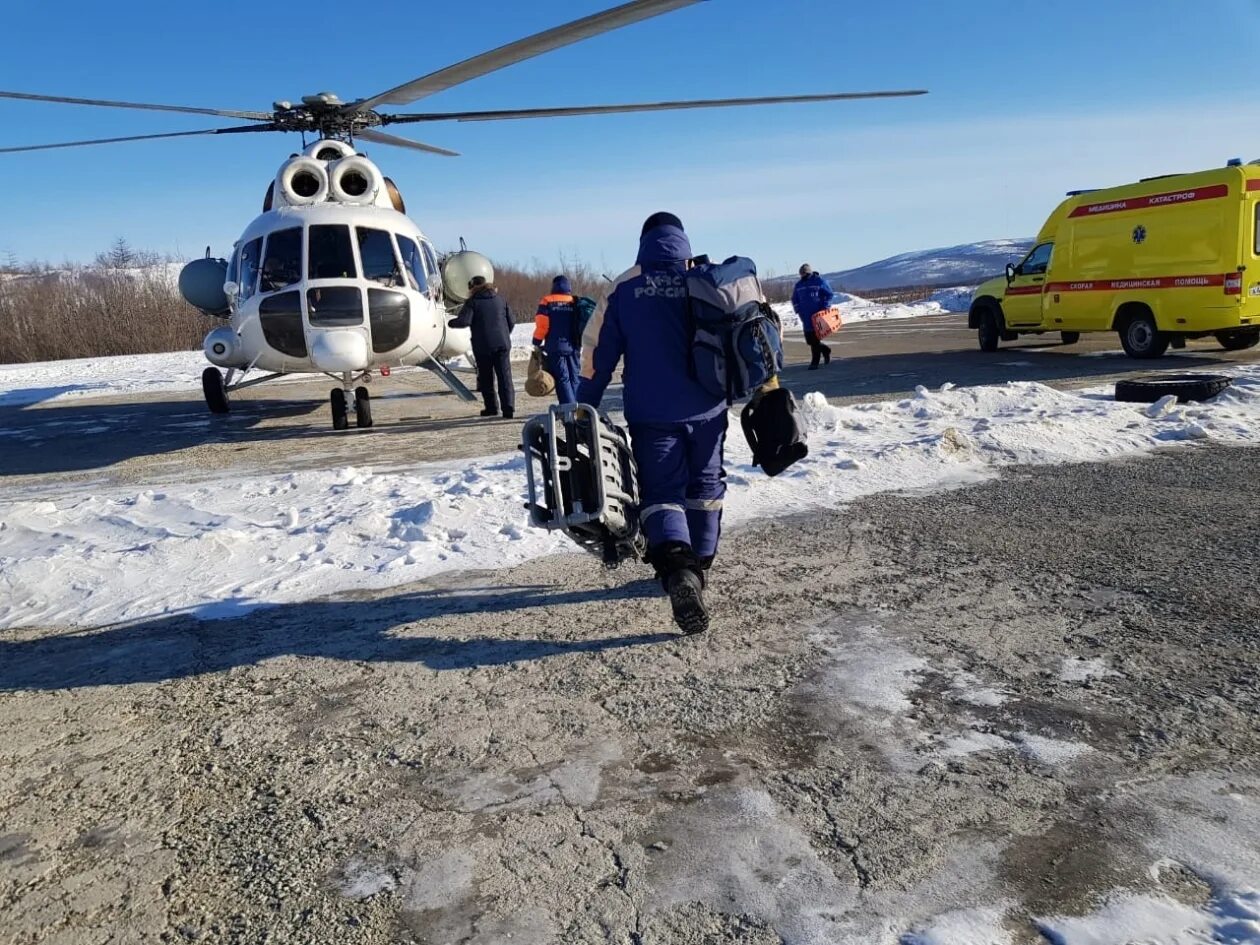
[328,156,383,206]
[277,157,329,206]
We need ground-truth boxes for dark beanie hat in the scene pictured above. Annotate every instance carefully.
[641,211,684,236]
[551,274,572,295]
[468,275,487,290]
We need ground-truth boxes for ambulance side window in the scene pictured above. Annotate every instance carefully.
[1254,205,1260,254]
[1019,242,1054,276]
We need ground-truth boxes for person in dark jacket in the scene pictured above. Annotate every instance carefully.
[533,275,582,404]
[576,212,725,635]
[791,263,835,370]
[448,276,515,419]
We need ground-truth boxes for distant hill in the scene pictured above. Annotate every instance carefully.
[810,239,1034,293]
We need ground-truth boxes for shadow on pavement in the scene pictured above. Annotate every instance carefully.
[0,393,513,478]
[0,580,673,691]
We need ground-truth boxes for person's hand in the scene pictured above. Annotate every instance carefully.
[532,338,543,347]
[447,319,461,329]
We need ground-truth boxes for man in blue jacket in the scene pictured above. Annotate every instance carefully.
[576,212,724,635]
[532,275,581,404]
[791,263,835,370]
[448,276,515,419]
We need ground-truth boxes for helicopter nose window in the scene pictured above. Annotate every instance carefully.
[260,227,302,293]
[238,237,263,301]
[307,286,364,326]
[356,227,404,287]
[396,235,428,293]
[308,225,358,280]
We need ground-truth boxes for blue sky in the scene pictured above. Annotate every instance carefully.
[2,0,1259,277]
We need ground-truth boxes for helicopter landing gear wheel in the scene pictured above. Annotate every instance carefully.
[202,367,230,414]
[330,388,349,430]
[354,386,373,428]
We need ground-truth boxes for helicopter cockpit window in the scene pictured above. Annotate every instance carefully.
[396,236,428,293]
[260,227,302,293]
[421,242,441,296]
[356,228,404,287]
[307,225,357,280]
[238,237,262,301]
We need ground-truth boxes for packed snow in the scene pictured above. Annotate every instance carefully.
[4,365,1260,633]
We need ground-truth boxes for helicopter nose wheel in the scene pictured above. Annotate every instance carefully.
[330,388,349,430]
[202,367,230,414]
[354,386,373,428]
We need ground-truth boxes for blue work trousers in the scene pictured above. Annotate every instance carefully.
[630,412,728,560]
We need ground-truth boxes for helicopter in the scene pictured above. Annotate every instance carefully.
[0,0,927,430]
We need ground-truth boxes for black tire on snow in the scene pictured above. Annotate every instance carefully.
[977,307,1000,352]
[1114,373,1233,404]
[331,388,349,430]
[1061,331,1081,345]
[1119,312,1170,359]
[354,386,373,429]
[202,366,230,414]
[1215,328,1260,351]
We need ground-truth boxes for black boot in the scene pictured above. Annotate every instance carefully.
[480,407,499,417]
[808,340,821,371]
[649,542,710,634]
[666,569,709,635]
[822,344,832,366]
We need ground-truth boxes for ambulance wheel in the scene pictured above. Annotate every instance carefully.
[1215,328,1260,351]
[1061,331,1081,345]
[1119,312,1169,359]
[202,367,230,414]
[1115,373,1232,404]
[977,308,1001,352]
[354,386,373,428]
[330,388,349,430]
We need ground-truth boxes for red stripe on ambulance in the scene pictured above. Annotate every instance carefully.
[1043,274,1229,292]
[1068,184,1229,218]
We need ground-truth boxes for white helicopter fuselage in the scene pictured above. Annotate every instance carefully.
[196,139,473,381]
[205,202,470,376]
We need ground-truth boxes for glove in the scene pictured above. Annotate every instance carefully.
[447,318,460,329]
[532,338,543,347]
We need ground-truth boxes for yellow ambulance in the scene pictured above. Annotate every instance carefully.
[970,161,1260,357]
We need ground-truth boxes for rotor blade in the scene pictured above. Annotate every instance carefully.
[355,128,460,157]
[0,124,278,155]
[0,90,273,122]
[383,90,929,125]
[348,0,704,111]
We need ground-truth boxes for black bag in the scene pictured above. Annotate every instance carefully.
[740,387,808,477]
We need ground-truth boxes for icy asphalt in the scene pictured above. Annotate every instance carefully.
[2,443,1259,943]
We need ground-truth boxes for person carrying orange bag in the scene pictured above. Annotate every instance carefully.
[791,263,837,370]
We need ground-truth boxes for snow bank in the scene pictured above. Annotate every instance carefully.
[0,350,215,408]
[4,367,1260,630]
